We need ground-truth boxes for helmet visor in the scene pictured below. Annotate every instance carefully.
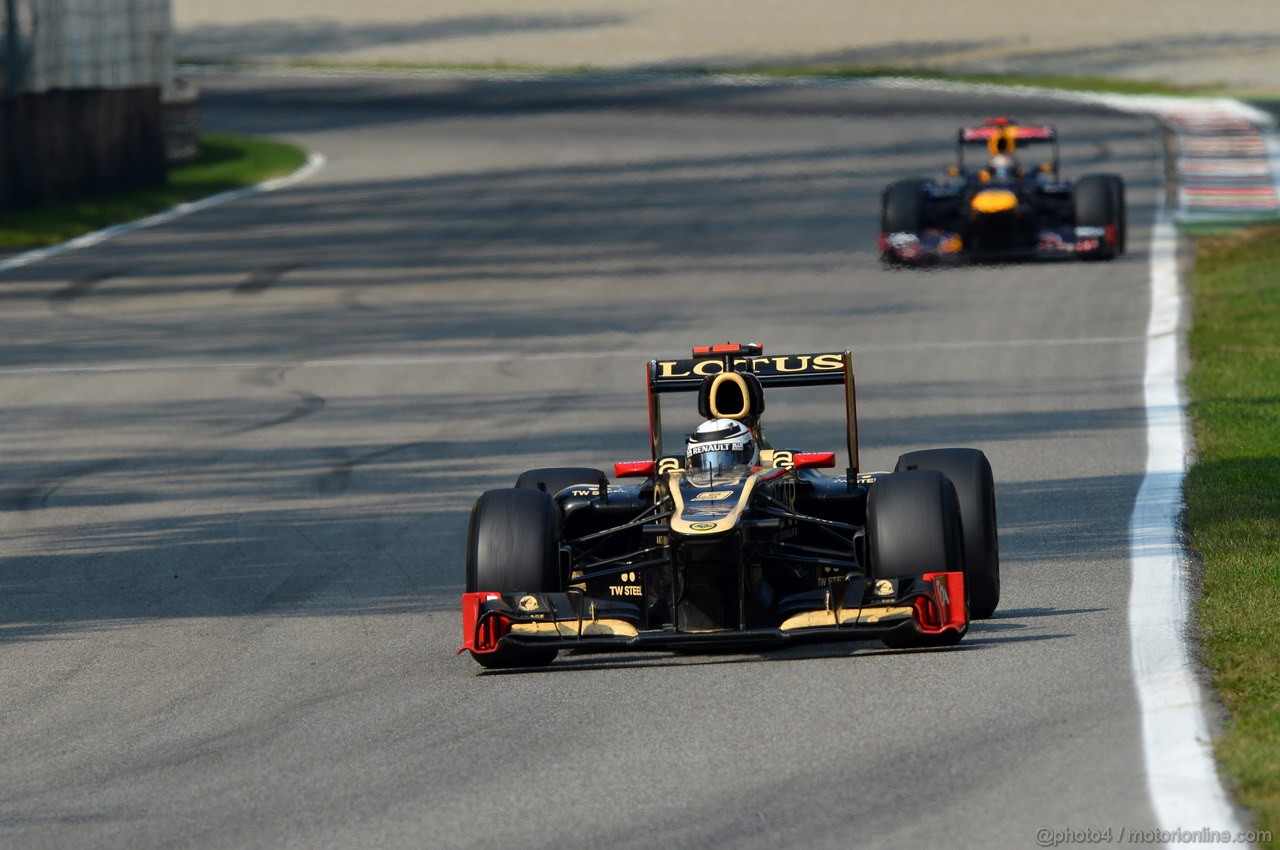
[687,441,753,471]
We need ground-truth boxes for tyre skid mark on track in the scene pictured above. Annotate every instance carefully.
[47,270,123,305]
[314,441,433,495]
[234,263,299,295]
[219,390,325,436]
[252,574,333,613]
[217,368,326,436]
[0,460,123,511]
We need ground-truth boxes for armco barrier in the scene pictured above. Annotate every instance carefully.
[0,86,167,213]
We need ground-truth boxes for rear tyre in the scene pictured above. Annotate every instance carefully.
[895,448,1000,619]
[465,488,561,668]
[1100,174,1127,254]
[515,467,607,496]
[1074,175,1120,260]
[866,470,965,647]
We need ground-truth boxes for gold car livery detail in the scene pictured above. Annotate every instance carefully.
[667,469,759,536]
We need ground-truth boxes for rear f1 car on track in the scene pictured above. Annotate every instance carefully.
[460,343,1000,669]
[879,117,1126,264]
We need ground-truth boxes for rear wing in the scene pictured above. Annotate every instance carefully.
[957,118,1059,173]
[959,125,1057,144]
[645,344,860,473]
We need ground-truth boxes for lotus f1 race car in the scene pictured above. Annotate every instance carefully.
[460,343,1000,669]
[879,117,1126,264]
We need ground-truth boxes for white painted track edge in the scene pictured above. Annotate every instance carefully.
[0,152,326,275]
[1131,203,1246,842]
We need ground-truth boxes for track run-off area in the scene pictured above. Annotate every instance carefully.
[0,72,1251,848]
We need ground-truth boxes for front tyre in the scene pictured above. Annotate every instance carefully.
[866,470,965,647]
[895,448,1000,619]
[880,179,926,264]
[465,488,561,668]
[882,179,925,233]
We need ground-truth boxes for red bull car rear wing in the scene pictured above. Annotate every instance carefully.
[959,123,1056,144]
[958,118,1060,173]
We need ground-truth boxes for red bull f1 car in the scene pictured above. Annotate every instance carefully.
[879,117,1126,264]
[460,343,1000,669]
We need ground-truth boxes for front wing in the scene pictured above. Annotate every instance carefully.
[460,571,966,659]
[880,226,1112,263]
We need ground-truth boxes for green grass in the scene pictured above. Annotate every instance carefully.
[1184,224,1280,848]
[0,133,308,250]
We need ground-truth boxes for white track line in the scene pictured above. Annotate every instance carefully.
[1131,204,1244,841]
[0,152,326,275]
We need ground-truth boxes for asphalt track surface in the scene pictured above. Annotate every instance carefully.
[1,73,1168,849]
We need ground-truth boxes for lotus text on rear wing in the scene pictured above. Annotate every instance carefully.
[652,353,846,381]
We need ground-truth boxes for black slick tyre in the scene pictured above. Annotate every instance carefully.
[515,467,607,495]
[866,470,965,647]
[882,180,925,233]
[1101,174,1127,254]
[1073,174,1120,260]
[880,179,925,263]
[465,488,561,668]
[895,448,1000,619]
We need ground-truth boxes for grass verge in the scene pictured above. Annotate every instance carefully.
[1184,224,1280,847]
[0,133,308,250]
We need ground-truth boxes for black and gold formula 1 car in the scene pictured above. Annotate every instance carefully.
[879,117,1126,264]
[460,343,1000,669]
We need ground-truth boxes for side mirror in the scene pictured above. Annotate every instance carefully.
[792,452,836,470]
[614,460,655,478]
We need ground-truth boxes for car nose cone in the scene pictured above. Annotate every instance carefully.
[971,189,1019,213]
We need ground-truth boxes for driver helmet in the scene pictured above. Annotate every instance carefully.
[685,418,759,472]
[988,153,1018,180]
